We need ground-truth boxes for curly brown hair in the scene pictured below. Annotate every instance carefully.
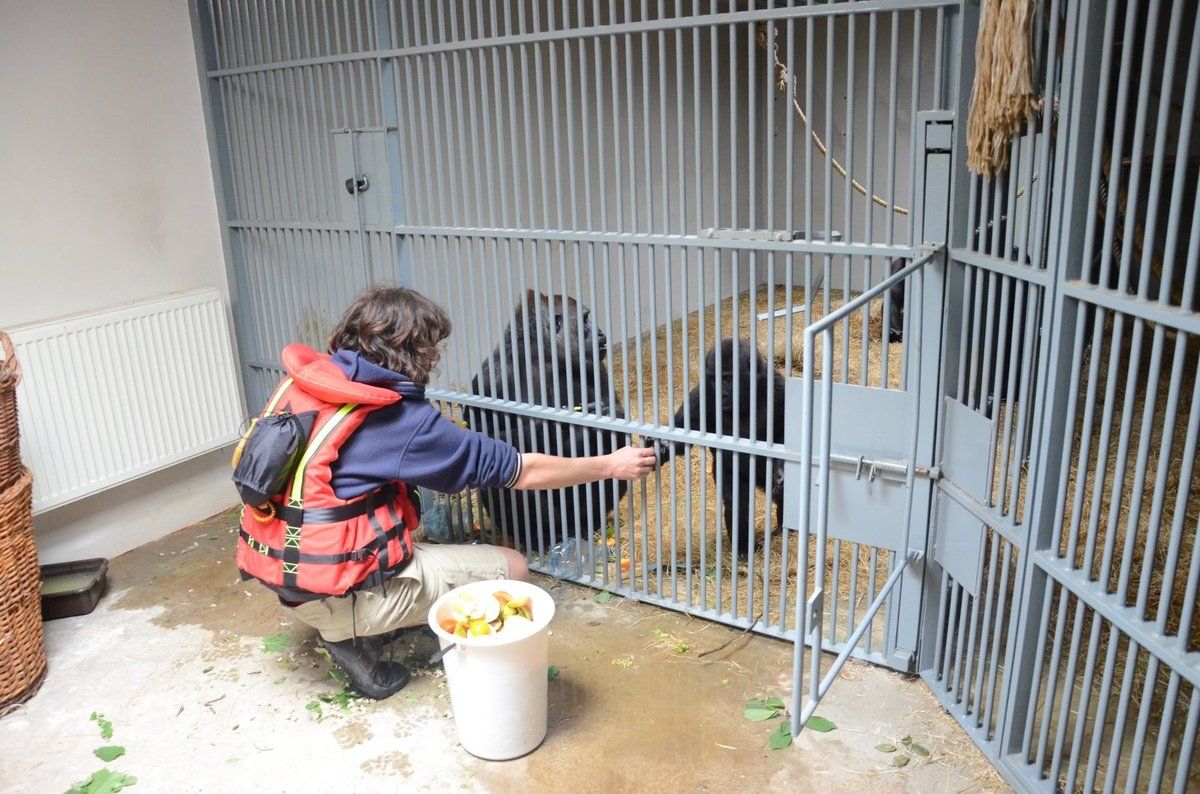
[327,287,451,385]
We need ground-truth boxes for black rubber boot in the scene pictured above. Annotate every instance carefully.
[319,637,410,700]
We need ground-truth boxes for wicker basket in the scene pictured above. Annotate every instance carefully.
[0,333,20,494]
[0,469,45,714]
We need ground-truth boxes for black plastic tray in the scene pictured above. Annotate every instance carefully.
[40,558,108,620]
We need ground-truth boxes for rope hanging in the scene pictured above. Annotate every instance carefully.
[966,0,1041,177]
[756,23,909,216]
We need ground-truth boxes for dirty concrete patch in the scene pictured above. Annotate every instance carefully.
[360,750,413,777]
[2,513,1008,793]
[334,720,374,749]
[107,507,284,639]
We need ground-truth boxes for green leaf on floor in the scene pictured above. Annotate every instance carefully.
[318,688,361,713]
[875,743,897,753]
[768,722,793,750]
[273,676,287,685]
[66,769,137,793]
[547,665,559,681]
[261,633,294,654]
[743,707,779,722]
[805,715,837,733]
[891,755,910,768]
[201,666,213,674]
[908,742,931,757]
[744,697,785,722]
[327,667,349,687]
[93,746,125,763]
[89,712,114,741]
[593,591,612,604]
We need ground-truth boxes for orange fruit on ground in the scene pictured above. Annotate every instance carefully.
[606,536,617,548]
[620,558,631,571]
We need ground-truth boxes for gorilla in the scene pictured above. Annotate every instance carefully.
[467,290,628,553]
[655,338,786,561]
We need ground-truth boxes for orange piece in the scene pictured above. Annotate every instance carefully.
[438,618,459,635]
[468,620,492,636]
[606,536,617,548]
[620,557,631,571]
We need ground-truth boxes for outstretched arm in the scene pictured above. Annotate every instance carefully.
[513,446,656,490]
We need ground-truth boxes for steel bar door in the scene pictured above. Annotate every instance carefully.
[920,2,1200,791]
[188,1,1199,787]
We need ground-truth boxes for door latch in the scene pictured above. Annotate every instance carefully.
[344,175,370,195]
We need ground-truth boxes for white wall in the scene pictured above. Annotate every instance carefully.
[0,0,238,563]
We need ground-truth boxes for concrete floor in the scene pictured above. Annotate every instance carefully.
[1,509,1008,793]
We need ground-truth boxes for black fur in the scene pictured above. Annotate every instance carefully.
[887,257,907,343]
[467,291,628,552]
[656,339,785,560]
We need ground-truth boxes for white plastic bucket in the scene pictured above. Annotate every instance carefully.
[427,579,556,760]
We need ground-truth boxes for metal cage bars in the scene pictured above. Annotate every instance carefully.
[790,246,937,734]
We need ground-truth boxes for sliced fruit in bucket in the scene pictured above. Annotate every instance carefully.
[441,589,536,639]
[450,592,500,624]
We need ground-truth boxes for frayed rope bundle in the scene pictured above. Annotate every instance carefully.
[966,0,1042,177]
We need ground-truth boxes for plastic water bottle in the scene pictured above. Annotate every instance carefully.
[423,501,472,544]
[548,539,611,579]
[548,539,583,579]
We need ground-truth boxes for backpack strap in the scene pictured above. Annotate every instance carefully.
[280,402,357,588]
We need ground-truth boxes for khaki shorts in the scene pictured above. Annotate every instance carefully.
[287,542,512,643]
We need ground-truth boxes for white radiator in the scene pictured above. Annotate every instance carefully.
[6,289,244,514]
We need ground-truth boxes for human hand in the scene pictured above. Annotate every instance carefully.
[606,445,657,480]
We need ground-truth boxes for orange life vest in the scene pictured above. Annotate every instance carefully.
[237,344,419,601]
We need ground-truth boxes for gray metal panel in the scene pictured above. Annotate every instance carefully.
[932,494,985,597]
[826,382,913,459]
[799,377,915,459]
[939,396,996,505]
[822,472,911,551]
[782,377,915,550]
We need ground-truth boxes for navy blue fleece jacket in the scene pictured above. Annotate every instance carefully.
[327,349,521,500]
